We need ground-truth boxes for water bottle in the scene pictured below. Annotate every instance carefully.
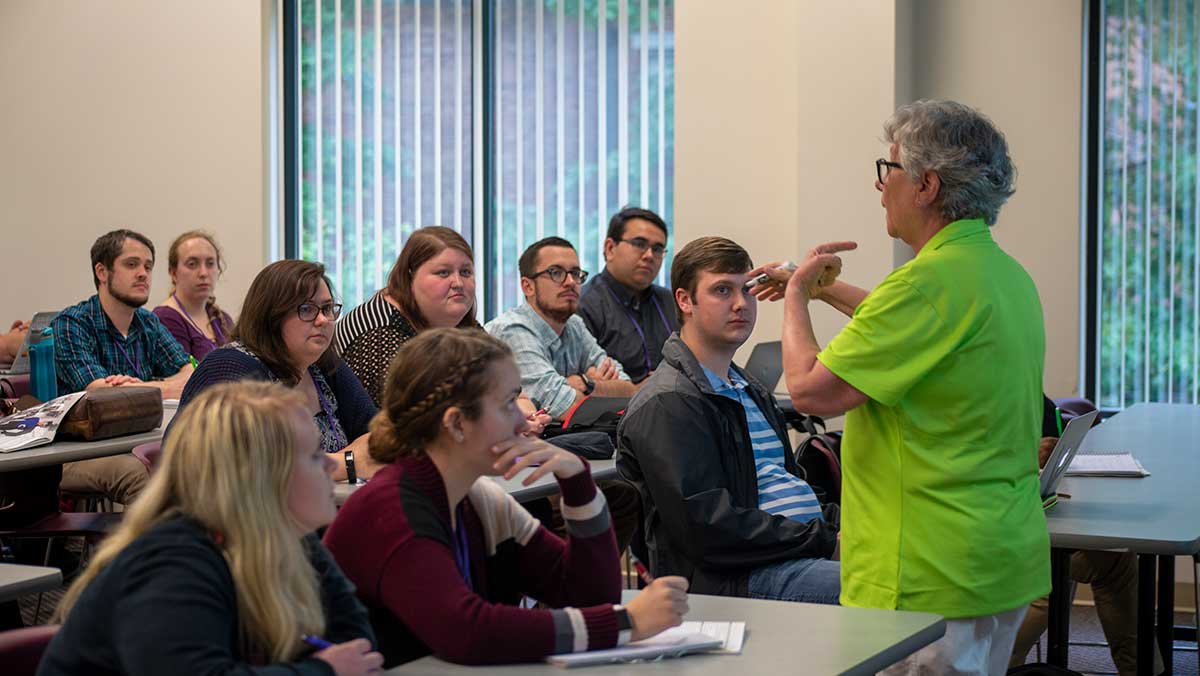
[29,326,57,401]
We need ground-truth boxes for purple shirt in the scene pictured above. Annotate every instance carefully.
[152,305,232,362]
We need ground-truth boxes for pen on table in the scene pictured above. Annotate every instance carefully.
[301,634,333,650]
[629,552,655,586]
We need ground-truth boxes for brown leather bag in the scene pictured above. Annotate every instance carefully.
[58,387,163,441]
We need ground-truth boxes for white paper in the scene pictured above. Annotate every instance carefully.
[545,628,725,668]
[1065,453,1148,477]
[681,621,746,654]
[0,392,87,453]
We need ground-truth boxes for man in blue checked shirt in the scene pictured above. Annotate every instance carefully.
[617,236,840,602]
[51,229,194,505]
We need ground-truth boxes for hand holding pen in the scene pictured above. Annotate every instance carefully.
[303,636,383,675]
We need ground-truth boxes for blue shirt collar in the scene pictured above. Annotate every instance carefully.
[699,362,748,395]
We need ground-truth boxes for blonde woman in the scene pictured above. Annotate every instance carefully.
[39,382,382,676]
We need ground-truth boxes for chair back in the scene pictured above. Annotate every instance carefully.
[132,441,162,474]
[0,624,60,676]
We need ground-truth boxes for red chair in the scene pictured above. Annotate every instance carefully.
[0,624,59,675]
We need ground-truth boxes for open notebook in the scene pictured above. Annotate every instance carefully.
[545,622,744,668]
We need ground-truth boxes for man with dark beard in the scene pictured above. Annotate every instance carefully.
[52,229,194,504]
[486,237,637,420]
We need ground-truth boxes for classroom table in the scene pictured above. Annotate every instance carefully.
[1044,403,1200,676]
[385,589,945,675]
[0,564,62,603]
[0,407,174,473]
[335,458,618,505]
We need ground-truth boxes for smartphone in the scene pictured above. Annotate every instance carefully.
[745,261,797,289]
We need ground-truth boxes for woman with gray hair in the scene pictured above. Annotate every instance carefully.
[754,100,1048,675]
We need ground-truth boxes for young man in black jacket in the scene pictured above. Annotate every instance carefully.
[616,236,839,602]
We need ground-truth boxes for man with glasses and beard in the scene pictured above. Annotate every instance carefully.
[486,237,638,420]
[486,236,642,556]
[577,207,678,384]
[52,229,195,505]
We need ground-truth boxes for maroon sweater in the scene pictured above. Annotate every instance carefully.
[323,455,622,667]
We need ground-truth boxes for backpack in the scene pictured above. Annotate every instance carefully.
[540,396,629,460]
[789,414,843,505]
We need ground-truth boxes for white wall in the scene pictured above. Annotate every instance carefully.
[0,0,271,322]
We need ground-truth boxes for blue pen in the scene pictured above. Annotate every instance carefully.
[301,634,333,650]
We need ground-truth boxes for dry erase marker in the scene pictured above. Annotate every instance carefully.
[745,261,797,290]
[301,634,333,650]
[629,552,655,586]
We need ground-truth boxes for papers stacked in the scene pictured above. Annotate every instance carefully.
[1066,452,1149,477]
[546,621,745,668]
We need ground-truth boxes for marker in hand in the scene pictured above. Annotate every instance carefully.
[301,634,333,650]
[629,552,655,586]
[745,261,797,289]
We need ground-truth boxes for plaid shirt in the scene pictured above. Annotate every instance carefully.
[53,295,191,393]
[484,301,628,418]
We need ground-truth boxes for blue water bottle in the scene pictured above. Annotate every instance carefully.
[29,326,57,401]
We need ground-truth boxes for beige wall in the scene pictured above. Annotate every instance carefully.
[0,0,271,322]
[675,0,1084,398]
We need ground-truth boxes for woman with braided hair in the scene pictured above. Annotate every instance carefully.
[323,328,689,667]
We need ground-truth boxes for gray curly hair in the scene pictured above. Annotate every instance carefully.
[883,100,1016,226]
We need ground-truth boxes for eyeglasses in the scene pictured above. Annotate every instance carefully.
[296,301,343,322]
[876,158,904,183]
[615,237,667,257]
[529,266,588,285]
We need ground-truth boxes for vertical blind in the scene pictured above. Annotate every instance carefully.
[1095,0,1200,408]
[294,0,675,315]
[490,0,675,312]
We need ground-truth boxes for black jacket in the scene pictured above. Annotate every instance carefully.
[38,516,375,676]
[616,335,838,597]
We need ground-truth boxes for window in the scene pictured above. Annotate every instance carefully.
[285,0,675,317]
[1089,0,1200,408]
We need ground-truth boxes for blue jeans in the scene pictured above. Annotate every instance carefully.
[747,557,841,605]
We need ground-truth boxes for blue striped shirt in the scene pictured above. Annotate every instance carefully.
[701,364,823,523]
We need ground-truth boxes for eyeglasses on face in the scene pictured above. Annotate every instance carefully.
[296,301,343,322]
[615,237,667,256]
[876,158,904,183]
[530,266,588,285]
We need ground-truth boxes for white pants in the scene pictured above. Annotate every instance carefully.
[880,604,1029,676]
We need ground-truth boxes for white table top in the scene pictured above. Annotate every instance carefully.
[1046,402,1200,554]
[0,407,173,473]
[0,563,62,603]
[386,590,945,675]
[335,458,618,505]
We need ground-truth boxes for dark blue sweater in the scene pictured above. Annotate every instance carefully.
[174,347,377,445]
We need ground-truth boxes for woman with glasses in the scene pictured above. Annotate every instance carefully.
[177,260,377,480]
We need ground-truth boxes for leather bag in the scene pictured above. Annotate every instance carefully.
[58,387,163,441]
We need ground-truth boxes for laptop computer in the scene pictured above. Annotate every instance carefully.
[743,341,783,392]
[1039,409,1100,502]
[0,312,59,376]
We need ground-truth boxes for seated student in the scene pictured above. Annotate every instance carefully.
[39,381,382,676]
[53,229,195,505]
[0,319,30,367]
[336,226,480,407]
[578,207,679,383]
[323,328,689,667]
[1008,397,1162,676]
[617,236,840,603]
[485,236,638,419]
[152,230,234,362]
[178,260,378,481]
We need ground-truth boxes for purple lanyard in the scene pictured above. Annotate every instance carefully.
[173,294,218,349]
[113,341,143,380]
[313,375,348,449]
[602,280,673,373]
[453,503,474,591]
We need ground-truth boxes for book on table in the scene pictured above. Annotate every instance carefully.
[544,621,745,668]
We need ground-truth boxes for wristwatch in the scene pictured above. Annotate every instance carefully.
[580,373,596,396]
[344,450,358,485]
[613,605,633,645]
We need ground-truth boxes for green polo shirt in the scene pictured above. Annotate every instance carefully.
[818,218,1049,619]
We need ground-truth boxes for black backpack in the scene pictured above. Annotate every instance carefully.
[789,414,843,505]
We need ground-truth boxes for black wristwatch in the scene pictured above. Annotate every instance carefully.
[344,450,357,485]
[614,605,633,645]
[580,373,595,396]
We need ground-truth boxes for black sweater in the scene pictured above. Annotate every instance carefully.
[37,517,375,676]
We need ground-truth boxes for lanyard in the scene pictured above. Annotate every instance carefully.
[453,503,474,591]
[173,293,218,349]
[113,340,143,380]
[313,374,348,449]
[601,279,673,373]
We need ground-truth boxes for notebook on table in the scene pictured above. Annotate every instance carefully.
[545,625,732,668]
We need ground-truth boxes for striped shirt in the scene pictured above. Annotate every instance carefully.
[334,291,418,406]
[701,364,822,523]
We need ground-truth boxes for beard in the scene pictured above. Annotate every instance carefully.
[108,279,148,309]
[534,293,577,325]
